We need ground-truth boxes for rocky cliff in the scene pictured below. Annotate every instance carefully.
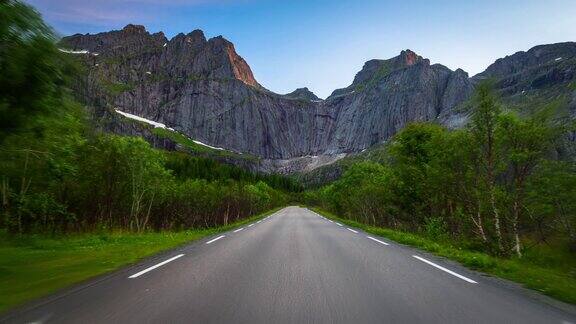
[60,25,575,173]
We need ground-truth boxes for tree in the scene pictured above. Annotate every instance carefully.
[526,161,576,251]
[470,80,505,254]
[388,123,446,228]
[499,107,562,256]
[0,0,73,142]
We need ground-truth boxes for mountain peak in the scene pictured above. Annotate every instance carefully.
[122,24,147,34]
[187,29,205,39]
[399,49,421,66]
[283,87,321,101]
[215,39,260,88]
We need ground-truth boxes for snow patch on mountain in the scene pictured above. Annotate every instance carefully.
[114,109,227,151]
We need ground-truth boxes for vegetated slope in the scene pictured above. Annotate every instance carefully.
[60,25,475,173]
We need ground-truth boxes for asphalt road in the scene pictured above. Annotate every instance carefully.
[3,206,575,323]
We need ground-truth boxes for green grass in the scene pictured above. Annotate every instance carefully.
[0,208,282,313]
[152,128,218,153]
[311,207,576,305]
[103,81,134,95]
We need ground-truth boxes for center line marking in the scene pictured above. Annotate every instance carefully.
[336,222,343,227]
[129,254,184,278]
[367,236,390,245]
[233,228,244,233]
[347,228,358,233]
[206,235,225,244]
[412,255,477,284]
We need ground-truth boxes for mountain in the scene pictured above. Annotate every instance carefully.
[321,50,474,149]
[59,25,575,173]
[473,42,576,152]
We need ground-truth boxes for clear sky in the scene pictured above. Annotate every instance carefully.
[26,0,576,98]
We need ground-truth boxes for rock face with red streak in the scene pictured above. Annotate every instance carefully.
[225,42,260,88]
[58,25,475,167]
[60,25,576,172]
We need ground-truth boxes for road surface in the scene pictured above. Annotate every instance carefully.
[2,206,575,323]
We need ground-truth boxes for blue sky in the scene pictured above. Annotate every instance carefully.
[26,0,576,98]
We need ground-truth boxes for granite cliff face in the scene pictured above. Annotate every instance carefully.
[320,50,474,152]
[60,25,575,173]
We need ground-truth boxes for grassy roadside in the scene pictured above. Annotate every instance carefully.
[310,207,576,305]
[0,207,283,313]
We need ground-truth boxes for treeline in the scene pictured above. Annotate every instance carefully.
[305,83,575,257]
[166,154,302,193]
[0,1,294,234]
[1,133,292,233]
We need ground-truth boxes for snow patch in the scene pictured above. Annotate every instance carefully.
[59,48,89,54]
[191,140,224,151]
[555,57,563,61]
[114,109,226,151]
[146,71,152,75]
[115,109,174,131]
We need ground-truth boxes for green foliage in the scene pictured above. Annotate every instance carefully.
[0,0,75,142]
[165,152,301,192]
[526,161,576,249]
[423,217,449,241]
[1,130,294,233]
[102,81,135,95]
[151,127,258,162]
[152,128,212,152]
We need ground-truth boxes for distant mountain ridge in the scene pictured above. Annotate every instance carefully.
[60,25,576,173]
[282,88,321,101]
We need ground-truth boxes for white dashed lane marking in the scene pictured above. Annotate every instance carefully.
[413,255,477,284]
[129,254,185,279]
[367,236,389,246]
[206,235,225,244]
